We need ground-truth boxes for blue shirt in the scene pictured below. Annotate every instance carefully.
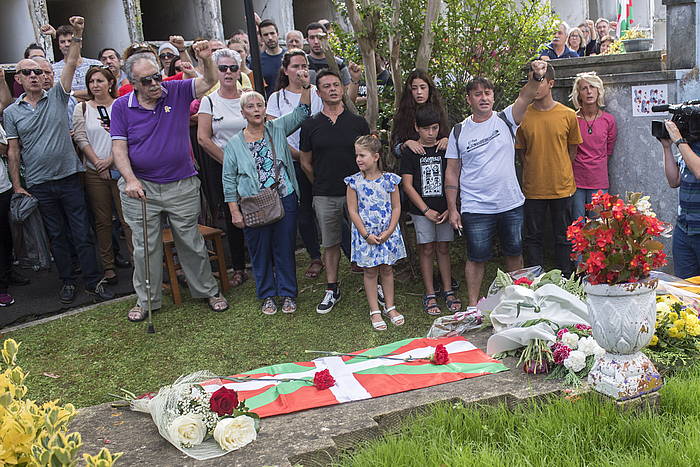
[677,141,700,235]
[538,44,580,60]
[260,49,286,98]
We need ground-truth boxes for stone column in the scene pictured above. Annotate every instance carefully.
[27,0,53,62]
[254,0,294,34]
[663,0,700,69]
[122,0,144,42]
[193,0,225,41]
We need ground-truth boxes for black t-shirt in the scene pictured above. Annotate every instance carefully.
[399,145,448,214]
[300,109,370,196]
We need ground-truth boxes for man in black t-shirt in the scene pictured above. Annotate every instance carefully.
[399,105,460,315]
[300,70,370,314]
[306,22,352,86]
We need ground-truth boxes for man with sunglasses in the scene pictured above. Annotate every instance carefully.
[111,40,229,321]
[4,16,114,305]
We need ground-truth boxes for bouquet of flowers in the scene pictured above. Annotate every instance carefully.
[126,371,259,460]
[492,268,586,300]
[547,325,605,385]
[566,192,668,285]
[644,295,700,368]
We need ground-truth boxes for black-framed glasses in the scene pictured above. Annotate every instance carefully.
[159,52,176,60]
[217,64,239,73]
[139,73,163,85]
[18,69,44,76]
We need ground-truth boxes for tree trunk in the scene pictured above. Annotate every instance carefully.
[388,0,402,112]
[415,0,441,70]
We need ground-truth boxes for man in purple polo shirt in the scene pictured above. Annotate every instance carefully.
[111,41,229,322]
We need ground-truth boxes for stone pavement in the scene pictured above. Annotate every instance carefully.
[70,328,564,467]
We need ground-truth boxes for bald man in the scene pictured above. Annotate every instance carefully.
[285,30,304,50]
[3,16,113,305]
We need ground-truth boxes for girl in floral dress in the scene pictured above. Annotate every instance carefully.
[345,135,407,331]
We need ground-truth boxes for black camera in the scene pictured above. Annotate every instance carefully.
[651,100,700,142]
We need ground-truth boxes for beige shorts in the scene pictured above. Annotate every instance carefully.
[313,195,347,248]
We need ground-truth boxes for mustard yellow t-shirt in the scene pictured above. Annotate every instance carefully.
[515,102,583,199]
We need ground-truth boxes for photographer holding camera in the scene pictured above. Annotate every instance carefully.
[660,119,700,278]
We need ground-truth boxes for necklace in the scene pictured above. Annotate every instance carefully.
[581,110,599,134]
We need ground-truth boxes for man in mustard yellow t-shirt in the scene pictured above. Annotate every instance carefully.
[515,63,582,276]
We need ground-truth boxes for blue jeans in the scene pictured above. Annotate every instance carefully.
[244,193,298,299]
[461,206,524,262]
[672,226,700,279]
[30,173,102,288]
[572,188,607,221]
[294,161,321,260]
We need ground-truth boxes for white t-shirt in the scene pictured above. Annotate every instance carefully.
[266,87,323,150]
[0,124,10,193]
[82,103,113,170]
[445,104,525,214]
[198,92,247,150]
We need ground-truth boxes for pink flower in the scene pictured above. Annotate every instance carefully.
[552,342,572,364]
[574,324,591,331]
[556,328,570,340]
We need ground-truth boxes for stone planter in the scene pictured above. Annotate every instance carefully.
[585,279,663,400]
[622,38,654,53]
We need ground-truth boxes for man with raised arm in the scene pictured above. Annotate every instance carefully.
[3,16,113,305]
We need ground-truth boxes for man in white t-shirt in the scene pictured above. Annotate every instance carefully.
[266,49,324,279]
[445,60,547,311]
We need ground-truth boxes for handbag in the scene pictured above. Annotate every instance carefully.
[238,127,285,227]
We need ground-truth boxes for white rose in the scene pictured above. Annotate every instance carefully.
[561,332,579,350]
[593,343,606,358]
[635,197,653,215]
[563,350,587,372]
[213,415,258,451]
[577,336,600,356]
[168,414,207,448]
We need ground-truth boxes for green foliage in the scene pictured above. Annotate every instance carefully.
[337,363,700,466]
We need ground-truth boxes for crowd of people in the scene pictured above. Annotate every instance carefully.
[539,17,621,60]
[0,14,629,331]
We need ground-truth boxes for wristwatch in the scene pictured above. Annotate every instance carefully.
[674,137,689,148]
[71,37,83,42]
[302,84,311,90]
[421,207,430,215]
[362,232,370,240]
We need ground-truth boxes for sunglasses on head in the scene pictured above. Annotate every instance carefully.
[217,64,239,73]
[18,69,44,76]
[159,52,176,60]
[139,73,163,85]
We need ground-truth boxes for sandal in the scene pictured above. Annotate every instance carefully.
[208,294,229,312]
[262,297,277,315]
[443,290,462,313]
[127,304,147,322]
[422,293,441,316]
[304,259,324,279]
[281,296,297,314]
[229,270,248,287]
[370,310,387,331]
[383,305,405,326]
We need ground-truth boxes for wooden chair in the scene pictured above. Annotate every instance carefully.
[162,225,229,304]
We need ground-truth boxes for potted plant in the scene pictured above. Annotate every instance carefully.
[620,27,654,53]
[567,192,668,399]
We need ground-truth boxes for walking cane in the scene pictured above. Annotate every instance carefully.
[142,196,155,334]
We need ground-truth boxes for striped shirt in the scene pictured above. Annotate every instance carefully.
[677,141,700,235]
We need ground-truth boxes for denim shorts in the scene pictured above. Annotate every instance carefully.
[461,205,524,262]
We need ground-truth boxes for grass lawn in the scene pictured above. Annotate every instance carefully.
[337,364,700,467]
[2,252,504,408]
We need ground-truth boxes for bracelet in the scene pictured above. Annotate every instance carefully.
[674,137,689,147]
[351,79,360,84]
[71,37,83,42]
[445,185,459,191]
[302,84,311,89]
[362,232,370,240]
[421,207,430,215]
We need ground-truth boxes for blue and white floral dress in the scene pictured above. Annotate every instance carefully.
[344,172,407,268]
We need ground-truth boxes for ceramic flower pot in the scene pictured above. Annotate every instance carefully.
[584,279,663,400]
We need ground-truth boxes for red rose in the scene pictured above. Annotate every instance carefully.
[209,387,239,416]
[431,344,449,365]
[313,369,335,390]
[514,277,533,286]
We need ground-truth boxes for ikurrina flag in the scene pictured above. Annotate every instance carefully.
[200,336,508,418]
[617,0,633,36]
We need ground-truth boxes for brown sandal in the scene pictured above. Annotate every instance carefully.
[127,304,147,322]
[208,294,229,312]
[229,270,248,287]
[305,259,324,279]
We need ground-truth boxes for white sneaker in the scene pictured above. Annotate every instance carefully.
[316,288,341,314]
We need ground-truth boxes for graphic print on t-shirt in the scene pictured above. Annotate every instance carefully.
[464,129,501,152]
[420,155,443,197]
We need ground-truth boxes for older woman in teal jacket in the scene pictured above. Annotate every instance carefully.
[223,71,311,315]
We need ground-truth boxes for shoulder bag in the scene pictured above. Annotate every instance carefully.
[238,127,285,228]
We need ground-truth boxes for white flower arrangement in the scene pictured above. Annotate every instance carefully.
[561,331,580,350]
[563,350,587,372]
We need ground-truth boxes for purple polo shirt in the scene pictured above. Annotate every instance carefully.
[110,79,197,183]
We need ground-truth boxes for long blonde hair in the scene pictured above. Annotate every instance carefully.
[570,72,605,109]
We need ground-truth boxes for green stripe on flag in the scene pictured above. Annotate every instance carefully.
[244,380,311,411]
[356,361,509,376]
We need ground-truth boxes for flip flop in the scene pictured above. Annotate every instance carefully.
[305,259,324,279]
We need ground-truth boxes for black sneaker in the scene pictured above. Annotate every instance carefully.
[86,278,115,303]
[59,283,77,304]
[114,255,132,269]
[9,271,30,286]
[316,288,341,314]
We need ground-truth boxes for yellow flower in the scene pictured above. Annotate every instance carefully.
[649,335,659,346]
[674,319,686,329]
[669,312,679,321]
[656,302,671,315]
[668,326,687,339]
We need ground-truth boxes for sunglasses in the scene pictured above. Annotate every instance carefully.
[217,64,240,73]
[18,69,44,76]
[139,73,163,85]
[159,52,176,60]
